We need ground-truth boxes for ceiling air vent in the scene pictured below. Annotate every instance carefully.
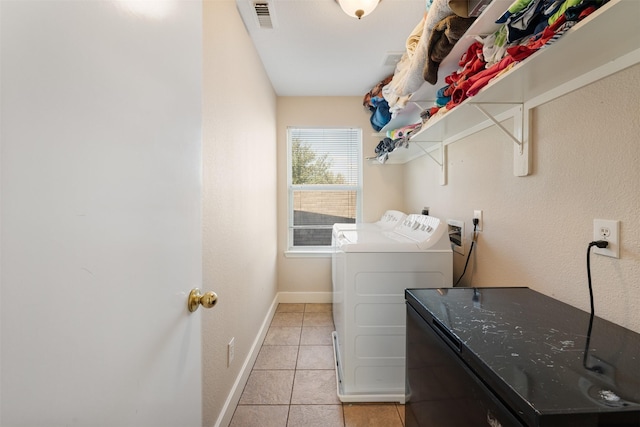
[253,1,273,29]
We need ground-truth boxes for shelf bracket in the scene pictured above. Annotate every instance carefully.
[417,143,442,167]
[473,104,523,153]
[411,141,446,185]
[471,103,530,177]
[410,141,442,166]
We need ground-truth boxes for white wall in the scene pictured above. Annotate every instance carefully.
[276,97,405,293]
[202,1,278,425]
[404,63,640,333]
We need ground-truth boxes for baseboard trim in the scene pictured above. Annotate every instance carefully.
[213,291,332,427]
[277,291,332,304]
[213,294,279,427]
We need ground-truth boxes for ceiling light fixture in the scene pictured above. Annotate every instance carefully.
[337,0,380,20]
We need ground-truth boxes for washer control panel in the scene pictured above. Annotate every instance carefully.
[375,210,407,229]
[392,214,442,243]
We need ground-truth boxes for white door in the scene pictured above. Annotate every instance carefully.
[1,1,203,426]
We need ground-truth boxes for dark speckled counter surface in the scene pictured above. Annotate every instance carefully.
[406,287,640,426]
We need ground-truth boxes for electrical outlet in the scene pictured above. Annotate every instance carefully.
[473,210,483,231]
[228,337,235,367]
[593,219,619,258]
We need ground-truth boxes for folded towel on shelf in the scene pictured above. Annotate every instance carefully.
[386,0,461,98]
[382,16,425,115]
[369,97,391,132]
[423,15,476,84]
[406,14,426,56]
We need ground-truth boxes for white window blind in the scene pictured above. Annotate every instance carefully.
[287,127,362,250]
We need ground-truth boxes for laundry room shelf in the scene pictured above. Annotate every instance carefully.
[377,0,640,183]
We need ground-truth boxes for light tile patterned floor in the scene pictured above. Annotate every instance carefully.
[230,303,405,427]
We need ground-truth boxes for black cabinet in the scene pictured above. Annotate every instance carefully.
[405,288,640,427]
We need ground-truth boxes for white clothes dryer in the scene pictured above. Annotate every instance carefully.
[332,210,406,236]
[332,214,452,403]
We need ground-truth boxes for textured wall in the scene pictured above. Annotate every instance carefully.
[404,64,640,333]
[202,2,278,425]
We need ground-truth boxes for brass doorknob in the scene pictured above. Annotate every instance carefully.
[188,288,218,312]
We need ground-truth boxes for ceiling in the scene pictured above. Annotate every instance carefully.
[235,0,426,97]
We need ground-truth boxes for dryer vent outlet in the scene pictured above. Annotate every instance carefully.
[447,219,464,255]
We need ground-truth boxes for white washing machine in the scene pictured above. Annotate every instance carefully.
[332,214,452,403]
[332,210,406,296]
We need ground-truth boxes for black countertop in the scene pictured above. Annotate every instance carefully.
[406,287,640,425]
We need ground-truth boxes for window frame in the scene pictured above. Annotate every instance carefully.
[286,127,363,255]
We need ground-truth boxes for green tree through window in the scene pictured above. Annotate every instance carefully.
[291,139,345,185]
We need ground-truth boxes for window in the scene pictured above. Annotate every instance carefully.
[287,127,362,252]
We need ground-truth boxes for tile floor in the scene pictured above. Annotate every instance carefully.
[230,303,405,427]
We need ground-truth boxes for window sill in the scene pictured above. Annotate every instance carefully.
[284,249,332,258]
